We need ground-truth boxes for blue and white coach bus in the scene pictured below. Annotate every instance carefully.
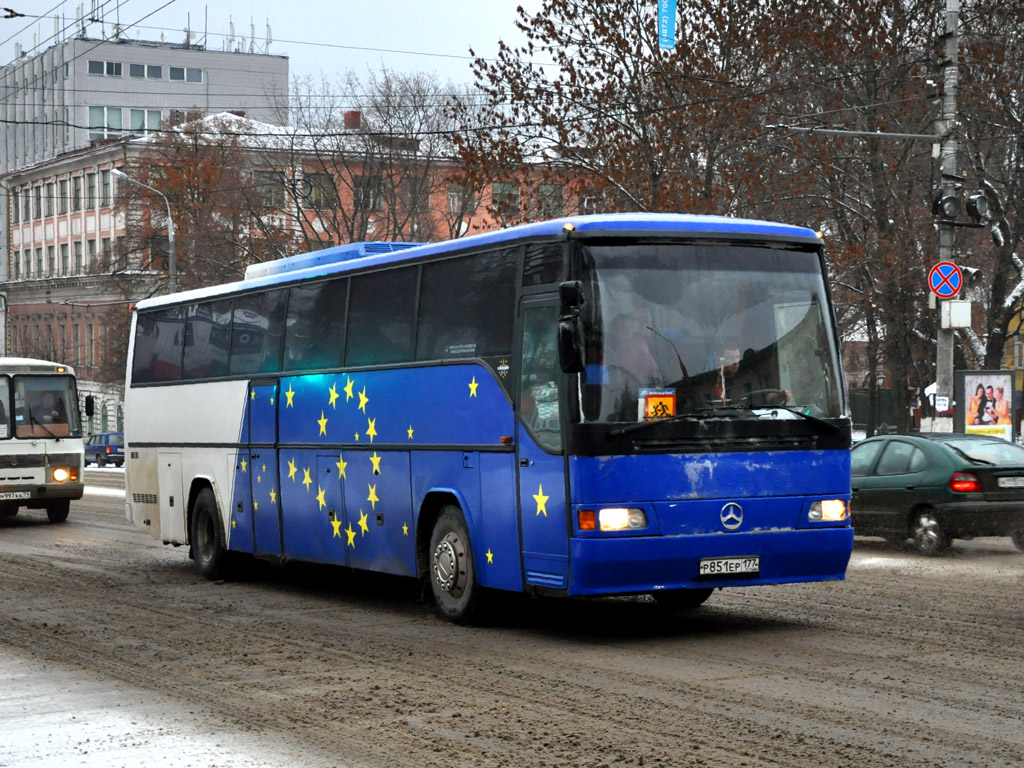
[124,213,853,623]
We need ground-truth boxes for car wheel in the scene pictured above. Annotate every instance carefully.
[190,488,229,580]
[429,505,480,624]
[97,454,106,468]
[651,588,714,610]
[1011,529,1024,553]
[46,499,70,524]
[912,510,949,555]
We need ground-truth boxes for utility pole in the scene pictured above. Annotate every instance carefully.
[934,0,960,426]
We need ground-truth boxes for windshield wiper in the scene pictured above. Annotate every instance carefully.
[27,409,59,440]
[944,444,995,465]
[760,405,840,434]
[608,406,755,437]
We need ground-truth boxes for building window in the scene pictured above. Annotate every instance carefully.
[255,170,287,209]
[60,244,69,274]
[492,182,520,220]
[169,67,203,83]
[72,176,81,211]
[129,109,161,133]
[12,251,19,279]
[34,186,42,219]
[88,60,122,77]
[303,172,338,208]
[129,63,162,79]
[47,245,55,276]
[35,248,43,276]
[73,325,80,363]
[536,184,564,219]
[59,179,68,214]
[447,185,475,217]
[101,170,110,207]
[354,174,383,211]
[87,324,95,367]
[86,173,97,209]
[11,190,18,223]
[74,241,83,273]
[45,183,54,216]
[88,106,122,140]
[87,239,96,268]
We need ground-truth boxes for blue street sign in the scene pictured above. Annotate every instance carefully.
[929,262,962,298]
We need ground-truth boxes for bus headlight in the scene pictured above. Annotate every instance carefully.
[809,499,847,521]
[598,507,648,531]
[52,467,70,482]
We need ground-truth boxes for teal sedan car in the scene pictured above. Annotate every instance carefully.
[851,433,1024,554]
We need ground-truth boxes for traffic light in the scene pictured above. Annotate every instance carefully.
[965,191,989,223]
[932,187,962,220]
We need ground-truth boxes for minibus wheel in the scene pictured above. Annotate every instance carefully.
[429,506,479,624]
[46,500,70,523]
[191,488,227,580]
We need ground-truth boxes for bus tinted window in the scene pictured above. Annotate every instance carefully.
[416,249,517,360]
[183,300,232,379]
[284,280,347,371]
[346,268,417,366]
[523,243,562,286]
[231,290,288,374]
[133,307,184,383]
[0,375,9,439]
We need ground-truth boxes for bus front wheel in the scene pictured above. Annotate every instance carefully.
[190,488,227,580]
[429,506,480,624]
[651,588,713,610]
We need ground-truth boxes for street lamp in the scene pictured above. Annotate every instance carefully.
[111,168,176,293]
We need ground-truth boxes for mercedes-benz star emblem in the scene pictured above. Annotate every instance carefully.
[720,502,743,531]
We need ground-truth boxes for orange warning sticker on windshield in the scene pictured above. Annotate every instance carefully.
[640,389,676,421]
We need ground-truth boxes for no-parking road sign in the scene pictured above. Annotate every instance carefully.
[929,261,963,298]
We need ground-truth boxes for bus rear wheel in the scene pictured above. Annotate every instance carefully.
[429,506,480,624]
[651,588,714,610]
[46,499,70,523]
[190,488,228,580]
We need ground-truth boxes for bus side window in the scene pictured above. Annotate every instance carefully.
[520,305,562,452]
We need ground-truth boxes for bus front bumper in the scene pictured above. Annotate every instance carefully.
[568,527,854,596]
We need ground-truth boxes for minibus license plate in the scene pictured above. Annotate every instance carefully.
[699,556,760,576]
[0,492,31,501]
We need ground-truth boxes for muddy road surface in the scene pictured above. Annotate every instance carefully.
[2,473,1022,767]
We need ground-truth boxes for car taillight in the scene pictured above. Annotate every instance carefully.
[106,446,111,453]
[950,472,980,492]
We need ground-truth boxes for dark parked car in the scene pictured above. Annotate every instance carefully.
[851,433,1024,554]
[84,431,124,467]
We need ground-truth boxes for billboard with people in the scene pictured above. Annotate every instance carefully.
[955,370,1015,441]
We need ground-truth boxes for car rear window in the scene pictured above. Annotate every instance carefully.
[943,439,1024,465]
[109,434,124,445]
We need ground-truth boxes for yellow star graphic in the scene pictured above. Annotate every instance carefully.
[285,384,295,407]
[250,389,255,400]
[336,453,347,478]
[345,523,356,548]
[343,376,355,401]
[358,387,369,413]
[302,467,312,491]
[402,523,409,536]
[534,484,549,517]
[469,376,479,397]
[486,549,494,564]
[358,510,369,535]
[287,458,297,481]
[331,517,343,538]
[367,483,379,510]
[232,518,237,528]
[240,458,247,473]
[317,410,328,436]
[355,432,360,441]
[261,464,266,473]
[270,397,274,405]
[370,452,382,475]
[407,425,414,439]
[269,488,277,504]
[366,417,377,443]
[328,382,340,409]
[254,500,259,512]
[316,485,327,510]
[256,474,262,484]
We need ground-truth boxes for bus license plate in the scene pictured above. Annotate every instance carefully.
[699,556,760,576]
[0,492,31,501]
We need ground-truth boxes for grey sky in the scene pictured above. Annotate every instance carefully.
[1,1,540,88]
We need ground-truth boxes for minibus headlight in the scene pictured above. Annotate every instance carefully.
[52,467,70,482]
[809,499,848,521]
[598,507,647,531]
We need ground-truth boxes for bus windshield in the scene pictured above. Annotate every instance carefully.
[5,374,82,439]
[577,241,844,423]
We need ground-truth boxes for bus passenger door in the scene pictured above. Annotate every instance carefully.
[517,301,570,590]
[248,381,282,556]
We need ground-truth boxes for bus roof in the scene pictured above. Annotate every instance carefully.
[0,357,76,375]
[135,212,822,311]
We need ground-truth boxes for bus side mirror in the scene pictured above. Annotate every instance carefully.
[559,280,584,310]
[558,319,585,373]
[84,395,94,418]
